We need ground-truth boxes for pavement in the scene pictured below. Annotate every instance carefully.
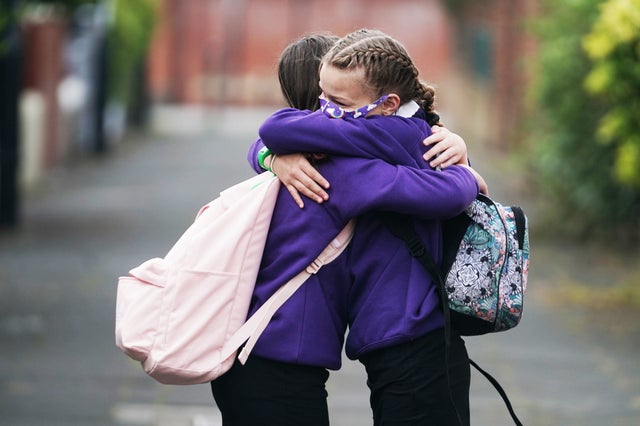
[0,105,639,425]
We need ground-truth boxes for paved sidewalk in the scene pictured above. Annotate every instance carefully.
[0,106,638,425]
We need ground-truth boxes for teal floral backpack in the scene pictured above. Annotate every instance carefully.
[382,194,530,425]
[382,194,530,336]
[442,193,529,335]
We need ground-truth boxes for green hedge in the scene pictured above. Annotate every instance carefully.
[530,0,640,242]
[583,0,640,188]
[107,0,157,104]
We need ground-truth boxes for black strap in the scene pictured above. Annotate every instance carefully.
[469,359,523,426]
[380,212,523,426]
[381,213,461,424]
[512,206,526,248]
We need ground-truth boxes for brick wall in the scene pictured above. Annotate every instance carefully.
[146,0,538,147]
[147,0,453,106]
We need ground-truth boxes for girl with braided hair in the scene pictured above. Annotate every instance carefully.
[255,29,479,425]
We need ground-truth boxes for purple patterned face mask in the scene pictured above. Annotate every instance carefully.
[319,94,389,119]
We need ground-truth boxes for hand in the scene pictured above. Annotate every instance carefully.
[269,153,330,208]
[422,126,469,169]
[458,164,489,196]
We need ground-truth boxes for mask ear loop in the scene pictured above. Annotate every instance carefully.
[360,94,389,115]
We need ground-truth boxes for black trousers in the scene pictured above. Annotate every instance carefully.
[359,328,471,426]
[211,355,330,426]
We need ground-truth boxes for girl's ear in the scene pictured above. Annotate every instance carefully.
[380,94,401,116]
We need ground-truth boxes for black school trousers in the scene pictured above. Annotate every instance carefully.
[210,354,330,426]
[359,327,471,426]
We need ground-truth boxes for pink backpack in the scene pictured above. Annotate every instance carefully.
[115,172,354,385]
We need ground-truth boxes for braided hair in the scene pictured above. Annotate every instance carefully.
[322,29,442,126]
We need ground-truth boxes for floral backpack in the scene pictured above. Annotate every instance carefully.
[441,193,529,335]
[382,193,529,425]
[382,194,529,336]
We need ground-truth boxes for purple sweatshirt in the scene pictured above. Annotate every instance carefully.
[247,110,478,368]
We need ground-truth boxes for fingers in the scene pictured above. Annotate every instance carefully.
[303,165,330,191]
[422,128,449,163]
[473,171,489,196]
[423,129,447,148]
[290,163,329,203]
[423,140,455,167]
[431,125,444,134]
[285,177,327,209]
[422,127,468,169]
[286,184,306,209]
[293,177,328,204]
[429,151,456,169]
[274,153,331,208]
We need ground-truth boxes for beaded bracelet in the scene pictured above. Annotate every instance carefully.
[269,155,278,175]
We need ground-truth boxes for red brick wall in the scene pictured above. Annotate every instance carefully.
[147,0,454,106]
[146,0,539,148]
[21,15,66,167]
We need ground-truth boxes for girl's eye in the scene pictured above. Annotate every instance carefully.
[331,98,347,107]
[321,93,346,107]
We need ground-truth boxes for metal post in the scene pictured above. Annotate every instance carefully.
[0,0,22,228]
[94,25,108,152]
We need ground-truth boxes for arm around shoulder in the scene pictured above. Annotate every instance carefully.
[259,109,424,165]
[330,159,479,220]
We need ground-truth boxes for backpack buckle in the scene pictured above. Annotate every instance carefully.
[306,259,323,274]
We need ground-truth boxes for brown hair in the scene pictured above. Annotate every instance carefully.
[278,33,339,111]
[322,29,441,126]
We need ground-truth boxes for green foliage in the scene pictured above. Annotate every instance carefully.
[441,0,470,14]
[530,0,640,241]
[1,1,94,53]
[583,0,640,187]
[36,0,94,10]
[107,0,158,103]
[0,4,15,54]
[0,4,12,30]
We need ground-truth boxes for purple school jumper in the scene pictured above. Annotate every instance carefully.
[247,110,478,369]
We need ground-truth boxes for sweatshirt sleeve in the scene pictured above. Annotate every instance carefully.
[321,157,479,220]
[259,109,429,166]
[247,138,265,173]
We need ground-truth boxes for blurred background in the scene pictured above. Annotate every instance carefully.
[0,0,639,425]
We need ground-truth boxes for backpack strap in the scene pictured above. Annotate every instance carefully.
[512,205,527,248]
[222,219,356,364]
[379,213,461,425]
[380,212,523,426]
[469,359,523,425]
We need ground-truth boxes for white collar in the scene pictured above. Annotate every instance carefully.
[395,100,420,118]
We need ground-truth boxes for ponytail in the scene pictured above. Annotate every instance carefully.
[417,83,443,127]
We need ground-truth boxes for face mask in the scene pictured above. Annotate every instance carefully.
[319,94,389,119]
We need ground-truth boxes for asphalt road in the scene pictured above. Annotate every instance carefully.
[0,106,638,425]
